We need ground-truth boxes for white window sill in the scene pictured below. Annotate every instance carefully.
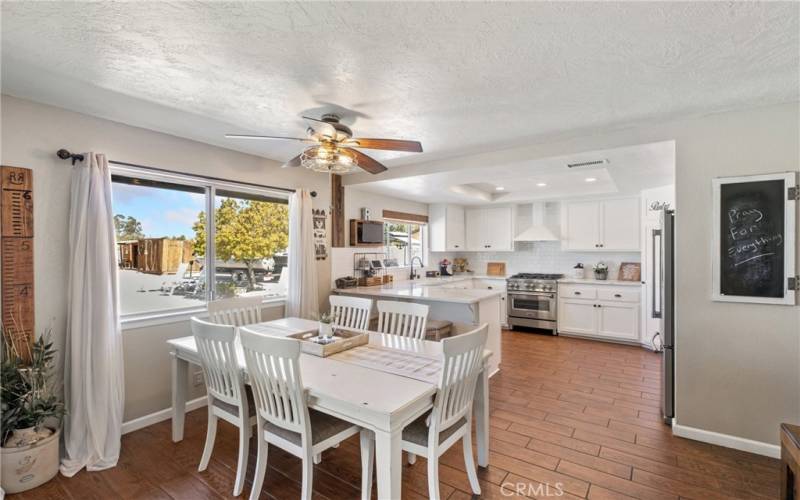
[120,296,287,331]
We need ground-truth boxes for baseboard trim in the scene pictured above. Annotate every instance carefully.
[672,420,780,458]
[122,396,207,435]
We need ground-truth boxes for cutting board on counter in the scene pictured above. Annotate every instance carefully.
[486,262,506,277]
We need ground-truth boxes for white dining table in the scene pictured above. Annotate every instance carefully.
[167,317,492,500]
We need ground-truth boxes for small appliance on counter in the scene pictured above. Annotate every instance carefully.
[438,258,452,276]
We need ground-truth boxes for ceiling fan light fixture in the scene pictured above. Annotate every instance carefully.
[300,146,360,174]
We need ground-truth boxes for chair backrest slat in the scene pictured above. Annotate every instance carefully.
[240,327,309,435]
[329,295,373,331]
[191,317,243,407]
[376,300,429,340]
[208,296,264,326]
[431,324,488,430]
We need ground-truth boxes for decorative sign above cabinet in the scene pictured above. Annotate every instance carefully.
[712,172,797,305]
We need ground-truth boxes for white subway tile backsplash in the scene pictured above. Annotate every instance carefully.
[431,241,640,278]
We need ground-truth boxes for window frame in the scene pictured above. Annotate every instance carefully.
[110,163,291,329]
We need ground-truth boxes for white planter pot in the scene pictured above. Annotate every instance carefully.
[1,428,60,494]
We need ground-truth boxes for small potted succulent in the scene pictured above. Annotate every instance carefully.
[318,312,336,340]
[1,329,66,494]
[593,262,609,280]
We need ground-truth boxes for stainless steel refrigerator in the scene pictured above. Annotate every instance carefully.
[653,209,675,425]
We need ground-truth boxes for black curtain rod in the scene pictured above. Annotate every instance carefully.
[55,149,316,197]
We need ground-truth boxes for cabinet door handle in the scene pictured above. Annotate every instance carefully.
[594,244,599,248]
[614,294,622,298]
[574,291,581,295]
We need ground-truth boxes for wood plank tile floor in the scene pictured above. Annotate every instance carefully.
[13,330,779,499]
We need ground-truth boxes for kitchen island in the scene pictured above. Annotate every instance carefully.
[334,276,503,375]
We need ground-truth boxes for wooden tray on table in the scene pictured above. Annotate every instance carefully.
[288,328,369,357]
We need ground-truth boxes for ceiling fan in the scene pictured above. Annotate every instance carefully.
[226,114,423,174]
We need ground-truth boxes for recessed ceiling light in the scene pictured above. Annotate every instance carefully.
[536,182,547,187]
[496,186,505,191]
[585,177,597,183]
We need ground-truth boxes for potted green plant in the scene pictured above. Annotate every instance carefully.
[1,329,65,494]
[593,262,609,280]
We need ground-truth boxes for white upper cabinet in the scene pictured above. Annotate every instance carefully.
[562,197,640,251]
[465,206,514,251]
[564,201,601,250]
[429,204,465,251]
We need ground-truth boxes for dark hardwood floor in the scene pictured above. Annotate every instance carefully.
[14,330,779,499]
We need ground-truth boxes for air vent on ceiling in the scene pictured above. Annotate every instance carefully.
[567,159,609,168]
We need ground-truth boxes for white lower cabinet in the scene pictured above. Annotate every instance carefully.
[557,299,596,335]
[596,302,639,340]
[558,283,640,342]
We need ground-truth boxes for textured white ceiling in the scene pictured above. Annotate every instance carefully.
[1,2,798,167]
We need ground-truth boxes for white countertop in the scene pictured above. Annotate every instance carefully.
[558,278,642,287]
[334,276,502,304]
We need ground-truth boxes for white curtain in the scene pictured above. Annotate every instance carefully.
[286,189,319,319]
[60,153,124,476]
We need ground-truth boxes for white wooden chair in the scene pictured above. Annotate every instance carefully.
[239,327,368,500]
[329,295,372,331]
[191,317,254,497]
[207,295,263,326]
[376,300,429,339]
[364,324,488,499]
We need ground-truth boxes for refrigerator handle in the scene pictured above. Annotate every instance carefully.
[652,229,663,319]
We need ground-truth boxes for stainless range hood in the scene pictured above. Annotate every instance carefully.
[514,202,558,241]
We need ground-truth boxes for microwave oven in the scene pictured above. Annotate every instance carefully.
[350,219,384,246]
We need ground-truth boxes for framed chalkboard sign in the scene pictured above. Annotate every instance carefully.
[712,172,797,305]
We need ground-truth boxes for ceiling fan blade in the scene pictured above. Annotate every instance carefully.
[282,152,305,168]
[226,134,315,143]
[343,148,388,174]
[345,138,423,153]
[301,116,338,139]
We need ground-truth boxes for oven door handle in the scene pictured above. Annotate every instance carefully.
[510,292,555,298]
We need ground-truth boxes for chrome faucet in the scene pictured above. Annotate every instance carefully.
[409,256,424,280]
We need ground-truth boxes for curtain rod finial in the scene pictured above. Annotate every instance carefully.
[56,149,84,165]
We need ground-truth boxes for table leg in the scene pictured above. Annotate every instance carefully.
[171,352,189,442]
[475,365,490,467]
[374,428,402,500]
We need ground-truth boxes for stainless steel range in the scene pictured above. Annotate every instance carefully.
[506,273,563,334]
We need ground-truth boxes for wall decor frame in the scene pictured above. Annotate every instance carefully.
[711,171,797,305]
